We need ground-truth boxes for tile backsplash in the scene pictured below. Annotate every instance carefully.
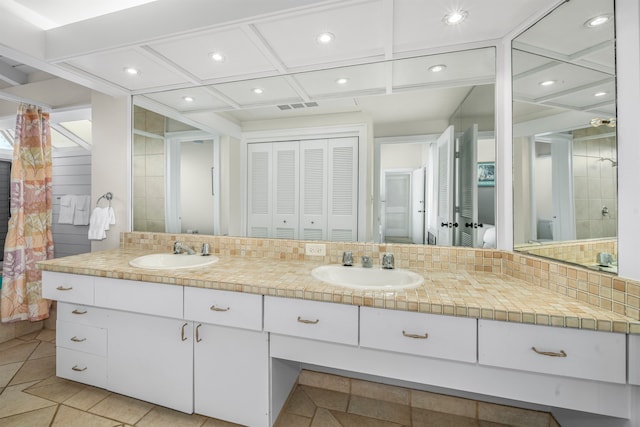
[122,232,640,327]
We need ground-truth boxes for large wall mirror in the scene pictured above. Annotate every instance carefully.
[512,0,617,272]
[133,47,496,247]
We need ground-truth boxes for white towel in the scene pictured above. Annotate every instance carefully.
[73,195,91,225]
[58,195,77,224]
[88,207,111,240]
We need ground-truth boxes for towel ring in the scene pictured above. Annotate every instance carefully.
[96,192,113,207]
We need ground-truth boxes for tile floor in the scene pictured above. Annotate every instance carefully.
[0,329,560,427]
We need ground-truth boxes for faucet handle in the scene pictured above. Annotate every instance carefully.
[362,256,372,268]
[201,243,210,256]
[382,253,394,269]
[173,241,182,254]
[342,251,353,266]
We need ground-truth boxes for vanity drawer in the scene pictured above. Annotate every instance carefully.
[360,307,477,363]
[57,347,107,389]
[478,320,626,384]
[57,320,107,356]
[42,271,94,305]
[184,287,262,331]
[57,302,109,327]
[264,296,358,346]
[94,277,183,319]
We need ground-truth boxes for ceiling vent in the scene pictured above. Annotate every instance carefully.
[277,102,319,111]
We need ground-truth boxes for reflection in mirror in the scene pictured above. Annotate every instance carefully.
[133,48,496,247]
[512,0,617,272]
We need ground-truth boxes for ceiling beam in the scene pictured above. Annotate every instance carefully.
[0,60,28,85]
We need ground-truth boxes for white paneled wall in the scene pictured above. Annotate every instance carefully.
[52,150,91,258]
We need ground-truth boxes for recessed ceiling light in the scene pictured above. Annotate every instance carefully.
[210,52,225,62]
[585,15,611,28]
[124,67,140,76]
[183,96,194,102]
[429,64,447,73]
[539,80,556,86]
[442,10,468,25]
[335,77,349,85]
[316,32,334,44]
[252,88,264,95]
[594,91,607,97]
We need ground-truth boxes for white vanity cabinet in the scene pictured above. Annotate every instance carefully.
[107,309,194,412]
[629,334,640,386]
[185,287,269,427]
[478,319,627,384]
[264,296,359,345]
[360,307,477,363]
[55,302,108,389]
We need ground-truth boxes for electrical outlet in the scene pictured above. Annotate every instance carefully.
[305,243,326,256]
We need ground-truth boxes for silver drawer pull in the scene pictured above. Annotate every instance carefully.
[56,285,73,291]
[210,305,230,312]
[531,347,567,358]
[71,365,87,372]
[71,309,87,315]
[297,316,319,324]
[70,336,86,343]
[402,330,429,339]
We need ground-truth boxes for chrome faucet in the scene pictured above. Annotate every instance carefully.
[361,256,373,268]
[173,241,196,255]
[382,253,395,269]
[201,243,210,256]
[342,251,353,266]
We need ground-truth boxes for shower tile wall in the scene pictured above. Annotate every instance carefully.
[573,127,617,240]
[133,107,166,233]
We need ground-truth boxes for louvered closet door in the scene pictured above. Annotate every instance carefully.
[272,142,299,239]
[247,144,272,238]
[300,139,328,240]
[327,137,358,241]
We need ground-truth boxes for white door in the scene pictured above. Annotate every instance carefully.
[458,125,479,247]
[247,144,272,237]
[436,125,455,246]
[107,311,193,413]
[300,139,328,240]
[551,138,576,241]
[194,324,269,427]
[412,167,426,244]
[384,171,411,239]
[272,141,299,239]
[327,137,358,241]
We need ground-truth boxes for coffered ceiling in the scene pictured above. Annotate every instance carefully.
[0,0,614,133]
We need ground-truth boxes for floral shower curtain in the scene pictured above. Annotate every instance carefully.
[0,104,54,323]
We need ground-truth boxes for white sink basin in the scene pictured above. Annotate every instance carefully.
[311,265,424,290]
[129,253,219,270]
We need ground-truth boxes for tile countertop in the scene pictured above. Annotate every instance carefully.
[37,248,640,334]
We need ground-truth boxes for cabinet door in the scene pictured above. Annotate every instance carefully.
[247,143,272,238]
[272,141,299,239]
[327,137,358,241]
[107,310,193,413]
[194,323,269,427]
[300,139,328,240]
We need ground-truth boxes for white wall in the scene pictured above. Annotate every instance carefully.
[91,92,130,251]
[615,0,640,281]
